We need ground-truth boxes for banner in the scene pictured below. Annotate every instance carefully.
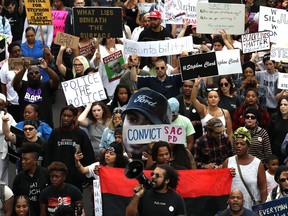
[180,49,242,80]
[73,7,122,38]
[278,73,288,90]
[54,32,80,49]
[52,10,69,41]
[270,44,288,62]
[241,31,270,54]
[8,57,33,71]
[258,6,288,43]
[99,167,232,216]
[123,36,193,57]
[196,3,245,35]
[164,0,197,24]
[61,73,107,107]
[252,196,288,215]
[125,125,186,144]
[103,50,125,82]
[24,0,52,25]
[137,3,155,15]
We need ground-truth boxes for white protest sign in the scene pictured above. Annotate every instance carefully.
[93,178,103,216]
[61,73,107,107]
[258,6,288,43]
[278,73,288,89]
[164,0,197,25]
[270,44,288,62]
[137,3,155,14]
[125,125,186,144]
[216,49,242,75]
[241,31,270,54]
[123,36,193,57]
[196,3,245,35]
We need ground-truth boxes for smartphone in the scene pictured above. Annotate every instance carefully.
[73,143,81,153]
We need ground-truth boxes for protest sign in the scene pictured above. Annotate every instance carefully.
[278,73,288,90]
[196,3,245,35]
[0,38,5,63]
[209,0,242,3]
[8,57,33,71]
[137,3,155,15]
[258,6,288,43]
[93,178,103,216]
[270,44,288,62]
[123,36,193,57]
[24,0,52,25]
[164,0,197,25]
[54,32,80,49]
[125,125,186,144]
[241,31,270,54]
[73,7,122,38]
[52,10,69,41]
[61,73,107,107]
[0,34,13,67]
[103,50,125,82]
[252,196,288,215]
[180,49,242,80]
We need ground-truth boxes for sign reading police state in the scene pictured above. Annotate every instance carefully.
[125,125,186,144]
[73,7,122,38]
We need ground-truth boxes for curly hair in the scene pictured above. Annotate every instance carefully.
[88,102,111,125]
[48,161,68,176]
[156,164,179,190]
[151,141,171,162]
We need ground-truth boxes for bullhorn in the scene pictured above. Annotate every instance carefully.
[124,160,152,189]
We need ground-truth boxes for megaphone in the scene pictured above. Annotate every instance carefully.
[124,160,152,190]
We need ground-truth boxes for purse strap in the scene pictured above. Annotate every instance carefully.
[235,156,256,203]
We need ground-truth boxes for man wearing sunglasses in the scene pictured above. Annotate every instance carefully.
[126,164,187,216]
[12,58,59,128]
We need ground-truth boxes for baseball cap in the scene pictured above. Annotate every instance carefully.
[123,88,171,124]
[149,10,162,19]
[205,118,226,133]
[168,97,179,115]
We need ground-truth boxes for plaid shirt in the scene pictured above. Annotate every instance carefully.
[232,104,270,131]
[192,134,233,169]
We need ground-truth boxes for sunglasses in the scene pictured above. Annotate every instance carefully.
[150,172,164,178]
[155,66,165,70]
[279,177,288,183]
[245,115,256,120]
[206,87,218,92]
[23,127,35,132]
[219,82,229,87]
[28,71,40,76]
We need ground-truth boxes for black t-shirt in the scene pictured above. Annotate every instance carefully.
[2,7,24,41]
[138,27,173,42]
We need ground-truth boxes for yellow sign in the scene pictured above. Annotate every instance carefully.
[24,0,53,25]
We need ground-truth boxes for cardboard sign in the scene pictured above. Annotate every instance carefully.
[278,73,288,90]
[61,73,107,107]
[24,0,52,25]
[123,36,193,57]
[164,0,197,25]
[54,32,80,49]
[125,125,186,144]
[73,7,122,38]
[252,196,288,215]
[241,31,270,54]
[270,44,288,62]
[196,3,245,35]
[258,6,288,43]
[52,10,69,41]
[8,57,33,71]
[180,49,242,80]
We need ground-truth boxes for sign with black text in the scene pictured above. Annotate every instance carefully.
[24,0,52,25]
[241,31,270,54]
[73,7,122,38]
[252,196,288,215]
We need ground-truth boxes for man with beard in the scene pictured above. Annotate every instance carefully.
[126,164,187,216]
[215,190,256,216]
[44,105,95,191]
[12,58,59,128]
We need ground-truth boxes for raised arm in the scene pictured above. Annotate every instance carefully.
[191,77,206,117]
[2,114,16,144]
[39,58,59,90]
[77,103,92,127]
[56,45,67,77]
[12,59,29,91]
[74,152,90,174]
[177,19,189,38]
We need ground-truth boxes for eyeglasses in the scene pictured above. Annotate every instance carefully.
[279,177,288,183]
[245,115,256,120]
[23,127,35,132]
[206,87,218,92]
[155,66,165,70]
[28,71,40,76]
[219,82,229,87]
[150,172,164,178]
[73,64,83,67]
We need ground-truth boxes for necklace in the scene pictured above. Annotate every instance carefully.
[183,98,191,111]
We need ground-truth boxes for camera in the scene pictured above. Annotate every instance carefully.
[29,59,40,65]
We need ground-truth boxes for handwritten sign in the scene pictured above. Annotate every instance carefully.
[61,73,107,107]
[258,6,288,43]
[241,31,270,54]
[8,57,33,71]
[93,179,103,216]
[125,125,186,144]
[73,7,122,38]
[196,3,245,35]
[138,3,155,15]
[270,44,288,62]
[54,32,80,49]
[123,36,193,57]
[180,49,242,80]
[24,0,52,25]
[278,73,288,90]
[0,34,12,67]
[52,10,68,41]
[252,196,288,215]
[164,0,197,24]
